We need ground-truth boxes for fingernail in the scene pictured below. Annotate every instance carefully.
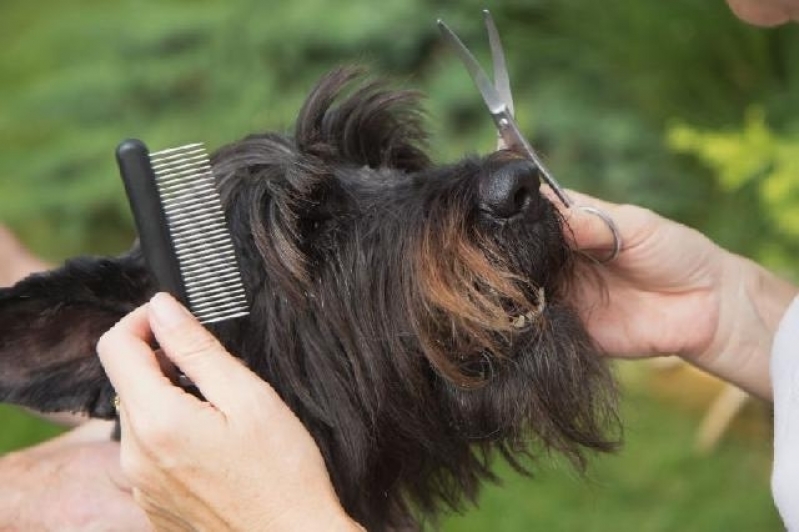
[150,292,193,328]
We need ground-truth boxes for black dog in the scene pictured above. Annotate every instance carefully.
[0,68,618,530]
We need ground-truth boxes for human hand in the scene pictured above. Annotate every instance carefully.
[0,225,50,287]
[726,0,799,26]
[557,190,797,399]
[97,293,362,532]
[0,420,151,531]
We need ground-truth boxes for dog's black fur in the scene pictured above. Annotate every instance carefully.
[0,68,618,530]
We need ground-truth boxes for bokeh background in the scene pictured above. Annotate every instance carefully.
[1,0,797,530]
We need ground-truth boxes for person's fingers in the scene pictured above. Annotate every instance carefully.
[726,0,793,26]
[97,304,188,413]
[542,186,623,252]
[147,293,272,413]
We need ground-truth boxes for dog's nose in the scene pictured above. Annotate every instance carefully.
[479,159,542,220]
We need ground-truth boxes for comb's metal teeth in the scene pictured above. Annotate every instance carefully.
[158,180,217,197]
[172,240,236,259]
[171,229,236,247]
[151,149,209,164]
[189,286,248,302]
[189,288,248,303]
[180,257,241,274]
[182,269,242,286]
[172,233,235,250]
[170,225,231,243]
[197,310,250,324]
[194,308,250,323]
[149,143,205,158]
[160,188,218,203]
[182,272,245,288]
[155,170,214,184]
[151,144,207,158]
[158,175,216,194]
[193,295,249,307]
[148,142,248,325]
[180,256,241,275]
[181,268,244,285]
[151,150,209,167]
[161,195,221,214]
[190,296,249,312]
[153,162,214,182]
[152,153,211,169]
[185,284,246,300]
[190,291,249,306]
[194,303,250,319]
[166,212,228,231]
[168,204,229,219]
[178,250,238,268]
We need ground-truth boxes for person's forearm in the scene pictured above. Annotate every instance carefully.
[0,452,24,525]
[0,226,50,287]
[23,408,90,428]
[690,252,798,400]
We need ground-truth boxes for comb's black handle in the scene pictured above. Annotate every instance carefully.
[116,139,189,306]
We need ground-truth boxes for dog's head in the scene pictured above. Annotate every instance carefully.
[0,68,618,530]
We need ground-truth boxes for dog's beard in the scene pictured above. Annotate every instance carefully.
[412,187,618,463]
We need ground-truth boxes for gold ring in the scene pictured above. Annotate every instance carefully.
[112,394,121,413]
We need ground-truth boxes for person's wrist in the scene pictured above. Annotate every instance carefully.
[686,251,798,400]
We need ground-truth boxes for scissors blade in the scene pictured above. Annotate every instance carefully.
[437,19,508,115]
[483,10,514,118]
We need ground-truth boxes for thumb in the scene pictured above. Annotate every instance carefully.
[147,292,261,412]
[543,187,623,253]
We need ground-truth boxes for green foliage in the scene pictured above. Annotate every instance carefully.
[5,0,799,261]
[669,110,799,271]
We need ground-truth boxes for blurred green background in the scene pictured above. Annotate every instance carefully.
[1,0,797,530]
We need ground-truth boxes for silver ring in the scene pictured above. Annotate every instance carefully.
[577,205,622,264]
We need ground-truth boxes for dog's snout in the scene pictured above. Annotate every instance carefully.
[479,160,541,220]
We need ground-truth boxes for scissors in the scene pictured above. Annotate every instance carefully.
[437,10,622,263]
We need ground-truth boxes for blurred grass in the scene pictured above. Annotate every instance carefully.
[0,406,63,452]
[441,383,780,531]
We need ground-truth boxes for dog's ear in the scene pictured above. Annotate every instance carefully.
[0,253,153,418]
[295,67,431,172]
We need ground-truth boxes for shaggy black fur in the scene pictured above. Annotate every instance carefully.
[0,68,619,531]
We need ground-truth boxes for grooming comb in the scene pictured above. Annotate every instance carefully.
[115,139,249,324]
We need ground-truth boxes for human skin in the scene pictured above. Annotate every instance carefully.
[0,225,49,287]
[97,293,363,532]
[0,420,152,531]
[557,190,798,400]
[726,0,799,26]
